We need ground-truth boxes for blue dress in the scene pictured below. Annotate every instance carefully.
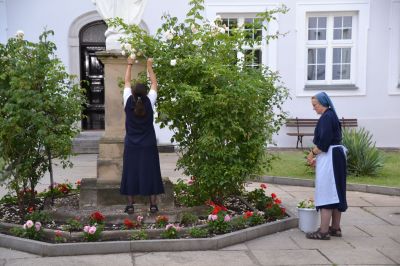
[313,109,347,212]
[120,92,165,196]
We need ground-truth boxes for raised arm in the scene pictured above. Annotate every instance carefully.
[147,58,158,92]
[124,57,134,88]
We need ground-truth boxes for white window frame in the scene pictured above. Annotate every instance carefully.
[205,2,280,71]
[295,1,370,97]
[388,0,400,95]
[305,12,357,86]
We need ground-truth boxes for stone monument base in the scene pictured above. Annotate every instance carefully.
[79,178,175,208]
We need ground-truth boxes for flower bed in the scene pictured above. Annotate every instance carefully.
[0,183,290,244]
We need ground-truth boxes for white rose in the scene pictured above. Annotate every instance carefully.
[25,220,33,228]
[130,53,136,60]
[125,43,132,51]
[214,15,222,22]
[164,30,175,40]
[15,30,24,39]
[170,59,177,66]
[121,50,126,56]
[191,25,198,34]
[192,39,203,46]
[218,27,226,34]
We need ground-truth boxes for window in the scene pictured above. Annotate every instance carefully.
[306,14,355,85]
[222,16,263,69]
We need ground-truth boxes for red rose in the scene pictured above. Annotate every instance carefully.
[244,211,253,219]
[260,184,267,189]
[274,198,282,204]
[271,193,277,199]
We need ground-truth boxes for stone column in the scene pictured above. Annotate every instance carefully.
[79,51,174,208]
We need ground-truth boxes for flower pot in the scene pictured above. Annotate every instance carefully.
[297,208,319,233]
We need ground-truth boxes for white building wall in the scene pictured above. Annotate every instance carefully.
[0,0,399,147]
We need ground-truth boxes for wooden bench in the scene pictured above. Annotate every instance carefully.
[286,117,358,149]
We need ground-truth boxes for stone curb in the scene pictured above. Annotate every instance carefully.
[0,215,297,256]
[260,176,400,196]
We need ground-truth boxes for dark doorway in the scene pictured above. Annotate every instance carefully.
[79,21,107,130]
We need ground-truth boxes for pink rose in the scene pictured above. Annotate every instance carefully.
[224,215,231,222]
[25,220,33,228]
[136,215,143,223]
[83,225,90,233]
[34,222,41,231]
[88,226,97,235]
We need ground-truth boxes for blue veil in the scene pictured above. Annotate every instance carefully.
[315,92,337,116]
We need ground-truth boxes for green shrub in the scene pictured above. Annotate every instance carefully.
[25,211,52,224]
[180,212,198,226]
[342,128,384,176]
[131,230,148,240]
[108,0,288,203]
[188,227,208,238]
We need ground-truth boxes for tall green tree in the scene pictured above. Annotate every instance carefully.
[109,0,289,204]
[0,30,85,213]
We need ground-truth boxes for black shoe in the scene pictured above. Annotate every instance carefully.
[124,204,134,214]
[149,204,158,213]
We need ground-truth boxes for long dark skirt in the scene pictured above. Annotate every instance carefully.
[120,145,165,196]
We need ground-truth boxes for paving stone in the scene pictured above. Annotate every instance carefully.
[340,207,389,226]
[334,225,370,237]
[344,236,400,249]
[360,194,400,206]
[319,247,395,265]
[5,253,133,266]
[378,247,400,264]
[346,196,374,207]
[356,225,400,238]
[0,247,39,260]
[245,229,300,250]
[290,233,353,249]
[219,243,248,251]
[364,207,400,225]
[134,251,255,266]
[251,250,330,265]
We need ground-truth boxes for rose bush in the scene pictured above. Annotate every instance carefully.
[108,0,288,204]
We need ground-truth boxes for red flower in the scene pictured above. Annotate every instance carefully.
[266,203,273,209]
[27,206,34,213]
[90,211,105,222]
[207,200,227,215]
[260,183,267,189]
[244,211,253,219]
[123,218,135,229]
[271,193,277,199]
[55,230,62,237]
[281,207,286,214]
[274,198,282,204]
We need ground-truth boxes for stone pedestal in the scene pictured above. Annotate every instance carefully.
[79,51,174,208]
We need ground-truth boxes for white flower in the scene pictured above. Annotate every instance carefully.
[214,15,222,22]
[25,220,33,228]
[218,27,226,34]
[170,59,177,66]
[88,226,97,235]
[130,47,136,53]
[191,25,198,34]
[192,39,203,46]
[164,29,175,40]
[165,223,175,230]
[23,224,27,230]
[15,30,24,40]
[130,53,136,60]
[124,43,132,51]
[121,50,126,56]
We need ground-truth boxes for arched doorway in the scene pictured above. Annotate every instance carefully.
[79,20,107,130]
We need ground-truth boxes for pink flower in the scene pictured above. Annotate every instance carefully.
[55,230,62,237]
[188,180,194,185]
[83,225,90,233]
[165,224,175,230]
[224,214,231,222]
[34,222,41,231]
[88,226,97,235]
[25,220,33,228]
[136,216,143,223]
[22,224,27,230]
[260,183,267,189]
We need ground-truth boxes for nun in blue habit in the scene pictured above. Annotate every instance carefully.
[306,92,348,240]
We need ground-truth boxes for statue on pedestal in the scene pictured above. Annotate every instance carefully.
[92,0,148,50]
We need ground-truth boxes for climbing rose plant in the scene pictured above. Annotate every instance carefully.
[108,0,289,204]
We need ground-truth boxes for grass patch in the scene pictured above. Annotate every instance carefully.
[264,150,400,187]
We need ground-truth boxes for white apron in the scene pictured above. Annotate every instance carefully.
[315,145,347,207]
